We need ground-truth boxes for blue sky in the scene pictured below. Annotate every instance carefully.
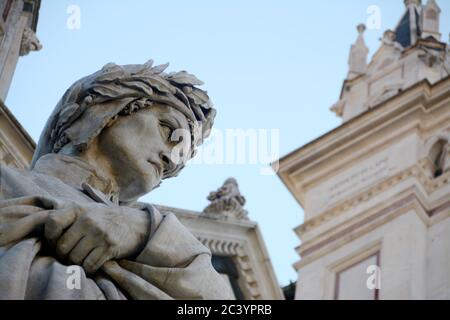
[6,0,450,287]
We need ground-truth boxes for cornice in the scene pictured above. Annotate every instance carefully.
[156,205,283,300]
[0,101,35,157]
[293,163,450,270]
[295,158,449,236]
[293,190,429,270]
[155,204,257,228]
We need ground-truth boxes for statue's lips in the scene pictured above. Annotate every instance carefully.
[147,159,163,177]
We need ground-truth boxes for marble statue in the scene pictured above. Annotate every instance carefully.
[0,60,234,300]
[20,27,42,56]
[202,178,248,221]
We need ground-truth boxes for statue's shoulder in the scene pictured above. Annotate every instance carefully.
[0,163,32,182]
[0,164,35,199]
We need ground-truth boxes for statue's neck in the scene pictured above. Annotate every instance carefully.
[32,153,119,203]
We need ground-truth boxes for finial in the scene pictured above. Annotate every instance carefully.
[383,30,396,41]
[381,30,396,45]
[381,29,404,50]
[357,24,366,35]
[422,0,442,41]
[404,0,422,7]
[347,23,369,79]
[202,178,249,221]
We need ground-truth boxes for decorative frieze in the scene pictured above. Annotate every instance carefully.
[297,158,450,235]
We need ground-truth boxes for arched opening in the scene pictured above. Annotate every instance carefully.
[430,139,448,178]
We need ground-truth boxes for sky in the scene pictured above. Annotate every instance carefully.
[6,0,450,287]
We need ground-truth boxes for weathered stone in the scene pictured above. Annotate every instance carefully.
[203,178,249,221]
[0,61,233,300]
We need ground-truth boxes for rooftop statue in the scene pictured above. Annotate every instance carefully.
[0,60,233,299]
[202,178,249,221]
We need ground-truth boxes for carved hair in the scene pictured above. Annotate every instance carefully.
[31,60,216,171]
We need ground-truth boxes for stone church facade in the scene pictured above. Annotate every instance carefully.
[0,0,37,168]
[277,0,450,299]
[0,0,283,300]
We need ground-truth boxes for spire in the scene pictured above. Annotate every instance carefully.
[422,0,441,40]
[395,0,422,48]
[348,24,369,80]
[331,0,449,122]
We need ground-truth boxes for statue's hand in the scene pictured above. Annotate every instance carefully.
[44,202,151,274]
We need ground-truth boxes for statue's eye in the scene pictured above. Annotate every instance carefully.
[159,122,174,141]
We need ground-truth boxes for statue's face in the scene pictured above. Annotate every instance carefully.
[96,103,190,201]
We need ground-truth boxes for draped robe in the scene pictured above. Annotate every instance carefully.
[0,154,233,300]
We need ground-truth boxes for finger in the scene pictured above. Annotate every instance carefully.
[83,246,108,274]
[56,220,85,257]
[68,236,94,266]
[0,196,46,208]
[0,205,44,223]
[0,196,59,210]
[0,211,48,246]
[45,207,78,244]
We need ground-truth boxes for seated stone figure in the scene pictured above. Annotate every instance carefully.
[0,61,233,300]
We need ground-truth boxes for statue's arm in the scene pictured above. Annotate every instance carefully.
[102,204,234,300]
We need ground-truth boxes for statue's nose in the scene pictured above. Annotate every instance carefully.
[159,151,175,176]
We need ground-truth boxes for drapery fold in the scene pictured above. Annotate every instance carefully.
[0,160,233,300]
